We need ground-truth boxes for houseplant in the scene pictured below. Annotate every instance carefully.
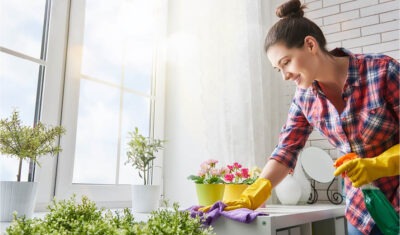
[222,162,260,201]
[0,110,65,221]
[187,159,227,206]
[124,127,165,212]
[6,195,215,235]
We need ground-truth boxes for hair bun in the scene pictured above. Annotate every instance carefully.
[276,0,305,18]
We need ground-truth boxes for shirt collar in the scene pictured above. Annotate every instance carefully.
[298,47,360,96]
[330,47,360,88]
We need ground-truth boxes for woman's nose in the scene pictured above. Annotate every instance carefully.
[281,71,290,80]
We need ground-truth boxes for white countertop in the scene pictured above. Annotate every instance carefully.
[212,204,346,235]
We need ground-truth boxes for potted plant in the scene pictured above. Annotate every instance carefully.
[222,162,260,201]
[187,159,226,206]
[6,195,215,235]
[124,127,165,212]
[0,110,65,221]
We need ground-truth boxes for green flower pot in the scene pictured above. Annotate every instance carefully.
[195,184,225,206]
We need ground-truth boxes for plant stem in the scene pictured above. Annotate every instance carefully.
[17,158,22,182]
[149,161,153,185]
[144,168,147,185]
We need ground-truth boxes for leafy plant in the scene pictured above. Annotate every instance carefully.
[144,201,215,235]
[188,159,261,185]
[187,159,226,184]
[124,127,165,185]
[223,162,260,185]
[6,195,215,235]
[6,195,138,235]
[0,110,66,181]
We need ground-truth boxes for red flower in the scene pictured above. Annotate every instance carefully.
[224,174,234,182]
[233,162,242,169]
[241,168,249,178]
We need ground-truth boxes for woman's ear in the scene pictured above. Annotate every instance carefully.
[304,36,319,53]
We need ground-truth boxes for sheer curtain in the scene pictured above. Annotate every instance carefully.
[164,0,276,207]
[196,0,269,168]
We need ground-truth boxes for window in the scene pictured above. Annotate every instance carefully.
[0,0,166,209]
[55,0,167,207]
[0,0,50,182]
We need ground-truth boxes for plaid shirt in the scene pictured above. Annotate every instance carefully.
[270,48,399,234]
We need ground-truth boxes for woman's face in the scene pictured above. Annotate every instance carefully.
[267,42,318,89]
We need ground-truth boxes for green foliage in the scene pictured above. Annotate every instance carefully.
[5,195,215,235]
[187,159,225,184]
[125,127,165,185]
[144,202,215,235]
[0,110,66,181]
[187,175,224,184]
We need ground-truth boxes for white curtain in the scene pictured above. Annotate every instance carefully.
[167,0,270,168]
[200,1,268,168]
[164,0,277,206]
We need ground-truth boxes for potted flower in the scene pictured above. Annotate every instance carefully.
[124,127,165,212]
[222,162,260,201]
[0,110,65,221]
[187,159,227,206]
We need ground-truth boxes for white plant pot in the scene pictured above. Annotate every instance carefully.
[131,185,161,213]
[293,156,312,204]
[275,175,301,205]
[0,181,38,222]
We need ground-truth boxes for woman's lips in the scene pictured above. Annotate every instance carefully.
[294,75,301,85]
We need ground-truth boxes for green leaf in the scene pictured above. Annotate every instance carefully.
[124,127,165,185]
[0,110,66,181]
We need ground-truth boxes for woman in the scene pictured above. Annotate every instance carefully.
[202,0,399,234]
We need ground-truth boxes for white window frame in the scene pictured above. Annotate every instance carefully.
[33,0,71,211]
[52,0,167,208]
[0,0,71,211]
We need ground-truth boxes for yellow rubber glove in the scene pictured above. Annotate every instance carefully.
[334,144,400,188]
[200,178,272,212]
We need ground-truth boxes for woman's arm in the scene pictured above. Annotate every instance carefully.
[260,158,291,187]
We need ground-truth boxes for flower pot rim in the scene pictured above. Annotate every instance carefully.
[0,181,37,183]
[225,183,250,185]
[195,183,225,185]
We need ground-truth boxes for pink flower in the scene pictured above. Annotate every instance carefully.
[241,168,249,178]
[200,162,210,171]
[224,174,234,182]
[233,162,242,169]
[205,159,218,167]
[223,162,257,184]
[235,171,242,178]
[188,158,225,184]
[210,168,220,176]
[221,167,230,175]
[198,169,206,177]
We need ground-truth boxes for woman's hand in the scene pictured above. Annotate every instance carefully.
[334,144,399,188]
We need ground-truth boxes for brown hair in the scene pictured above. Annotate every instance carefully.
[264,0,328,53]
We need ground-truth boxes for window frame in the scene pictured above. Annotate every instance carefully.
[1,0,167,211]
[33,0,72,210]
[52,0,167,208]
